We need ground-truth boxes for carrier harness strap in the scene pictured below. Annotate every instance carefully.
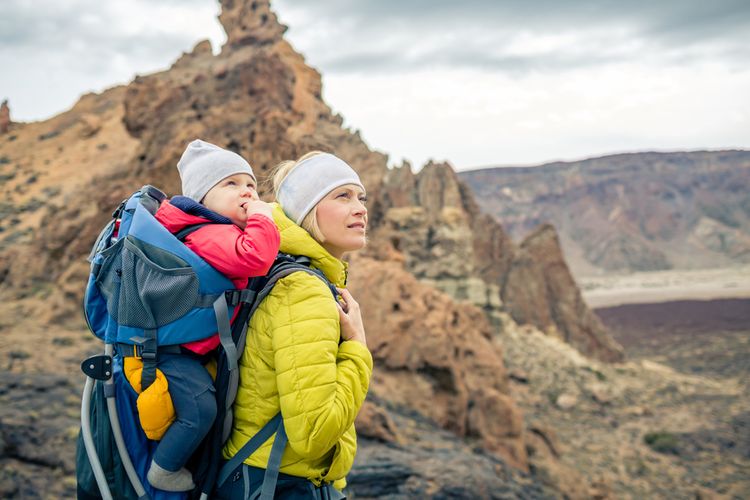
[120,336,183,392]
[214,294,239,373]
[209,257,340,497]
[174,223,208,242]
[259,417,288,500]
[139,329,158,391]
[217,412,282,487]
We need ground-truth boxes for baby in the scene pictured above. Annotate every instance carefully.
[147,139,280,491]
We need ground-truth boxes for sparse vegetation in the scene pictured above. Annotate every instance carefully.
[701,203,741,228]
[584,365,607,381]
[546,387,563,405]
[644,431,680,455]
[37,130,60,141]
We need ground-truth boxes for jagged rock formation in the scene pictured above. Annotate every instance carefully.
[504,225,624,362]
[459,151,750,276]
[370,161,623,362]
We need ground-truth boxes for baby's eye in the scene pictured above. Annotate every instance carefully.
[337,191,351,199]
[226,180,237,186]
[359,196,368,204]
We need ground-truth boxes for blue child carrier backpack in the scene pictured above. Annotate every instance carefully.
[76,185,337,500]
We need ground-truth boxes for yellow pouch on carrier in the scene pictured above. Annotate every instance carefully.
[123,357,176,441]
[122,356,218,441]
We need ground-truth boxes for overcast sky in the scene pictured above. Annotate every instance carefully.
[1,0,749,170]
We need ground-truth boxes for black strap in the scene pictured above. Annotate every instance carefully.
[174,223,209,241]
[139,329,158,391]
[116,343,182,358]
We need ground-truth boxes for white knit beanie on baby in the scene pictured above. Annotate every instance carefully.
[177,139,256,202]
[277,153,364,225]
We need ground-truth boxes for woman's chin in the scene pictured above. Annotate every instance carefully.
[350,236,367,251]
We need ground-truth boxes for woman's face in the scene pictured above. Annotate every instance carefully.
[315,184,368,259]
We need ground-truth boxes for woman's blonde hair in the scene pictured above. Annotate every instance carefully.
[271,151,326,243]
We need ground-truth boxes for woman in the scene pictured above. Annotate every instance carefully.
[217,152,373,499]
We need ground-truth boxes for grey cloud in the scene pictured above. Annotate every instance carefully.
[0,1,201,61]
[278,0,750,33]
[274,0,750,74]
[317,36,617,75]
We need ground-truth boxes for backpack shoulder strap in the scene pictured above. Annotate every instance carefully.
[173,223,209,242]
[210,255,339,496]
[250,257,332,316]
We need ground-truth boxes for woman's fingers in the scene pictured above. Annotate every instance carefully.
[335,288,366,346]
[337,288,359,309]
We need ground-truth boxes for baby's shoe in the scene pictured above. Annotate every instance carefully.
[147,460,195,492]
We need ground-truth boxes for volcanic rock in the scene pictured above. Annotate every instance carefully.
[506,224,624,362]
[349,257,528,469]
[0,100,10,134]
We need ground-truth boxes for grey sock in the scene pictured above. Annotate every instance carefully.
[147,460,195,492]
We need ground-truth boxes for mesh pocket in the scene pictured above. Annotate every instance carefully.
[117,237,199,328]
[94,239,124,321]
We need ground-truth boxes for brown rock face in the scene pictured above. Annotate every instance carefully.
[349,257,527,469]
[354,400,401,444]
[0,100,10,134]
[505,225,625,362]
[218,0,287,48]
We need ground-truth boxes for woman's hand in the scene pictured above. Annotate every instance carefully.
[336,288,367,347]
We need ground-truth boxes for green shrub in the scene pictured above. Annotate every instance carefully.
[644,431,680,455]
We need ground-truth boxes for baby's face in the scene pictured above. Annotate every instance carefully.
[202,173,258,228]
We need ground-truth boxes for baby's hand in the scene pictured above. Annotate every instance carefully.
[243,199,273,220]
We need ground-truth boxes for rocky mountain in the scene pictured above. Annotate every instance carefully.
[459,150,750,277]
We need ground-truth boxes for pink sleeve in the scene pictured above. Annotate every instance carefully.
[185,215,280,282]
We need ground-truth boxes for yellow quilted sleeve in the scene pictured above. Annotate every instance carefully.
[270,273,373,459]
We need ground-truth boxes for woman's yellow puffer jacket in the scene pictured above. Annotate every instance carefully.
[222,204,373,488]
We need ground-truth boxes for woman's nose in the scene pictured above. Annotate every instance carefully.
[353,199,367,215]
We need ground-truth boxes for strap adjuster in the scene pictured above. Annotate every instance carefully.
[128,343,156,360]
[141,350,157,361]
[225,290,241,306]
